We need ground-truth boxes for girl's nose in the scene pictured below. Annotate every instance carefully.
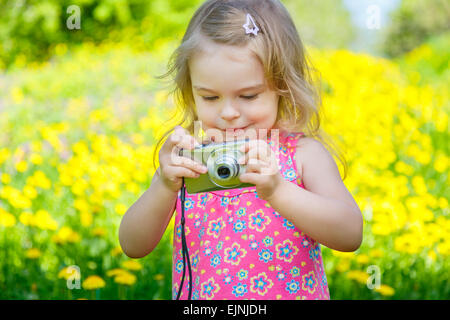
[220,100,240,121]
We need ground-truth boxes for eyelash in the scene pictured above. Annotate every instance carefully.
[202,95,258,101]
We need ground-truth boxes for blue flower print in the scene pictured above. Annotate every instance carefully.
[290,266,301,278]
[249,239,259,251]
[222,273,234,285]
[277,271,287,281]
[216,241,223,252]
[236,207,247,217]
[199,193,209,206]
[198,226,205,239]
[210,254,221,267]
[175,259,184,273]
[286,279,300,294]
[192,252,199,269]
[283,168,296,180]
[258,248,273,263]
[192,290,199,300]
[232,282,248,298]
[282,218,295,230]
[194,218,202,229]
[262,236,273,247]
[287,155,293,166]
[203,246,213,257]
[237,269,248,280]
[321,274,328,287]
[309,245,320,261]
[183,198,195,210]
[220,197,230,207]
[301,237,310,248]
[233,219,247,233]
[271,210,281,218]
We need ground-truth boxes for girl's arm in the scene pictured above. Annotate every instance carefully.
[266,137,363,252]
[119,168,178,258]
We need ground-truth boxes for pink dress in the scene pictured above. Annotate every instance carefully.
[172,129,330,300]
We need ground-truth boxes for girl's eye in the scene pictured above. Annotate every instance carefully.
[242,94,258,100]
[203,96,219,101]
[202,94,258,101]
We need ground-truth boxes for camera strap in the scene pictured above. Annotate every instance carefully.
[176,177,193,300]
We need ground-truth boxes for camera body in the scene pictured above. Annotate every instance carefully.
[179,138,254,194]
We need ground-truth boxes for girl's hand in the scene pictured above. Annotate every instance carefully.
[158,126,208,192]
[238,139,285,201]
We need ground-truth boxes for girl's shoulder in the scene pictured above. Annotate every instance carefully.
[279,131,328,183]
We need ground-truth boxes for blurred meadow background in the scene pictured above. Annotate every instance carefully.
[0,0,449,300]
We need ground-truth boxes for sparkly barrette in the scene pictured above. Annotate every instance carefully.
[243,13,259,36]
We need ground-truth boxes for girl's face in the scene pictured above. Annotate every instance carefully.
[189,40,279,142]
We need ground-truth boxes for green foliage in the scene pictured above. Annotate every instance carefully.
[381,0,450,57]
[0,0,356,70]
[396,32,450,86]
[283,0,356,49]
[0,0,204,70]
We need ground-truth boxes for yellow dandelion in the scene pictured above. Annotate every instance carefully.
[80,211,93,227]
[121,260,143,271]
[34,209,58,230]
[336,259,350,273]
[58,266,81,280]
[91,227,106,237]
[113,271,136,286]
[375,284,395,297]
[51,226,80,244]
[0,148,11,167]
[82,275,106,290]
[15,160,28,173]
[115,203,127,215]
[369,249,384,258]
[356,254,370,265]
[111,246,123,257]
[346,270,369,284]
[1,172,11,184]
[26,248,41,259]
[0,208,16,227]
[106,268,128,277]
[332,250,355,258]
[153,274,164,281]
[30,153,43,165]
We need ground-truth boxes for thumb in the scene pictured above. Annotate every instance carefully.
[239,172,259,185]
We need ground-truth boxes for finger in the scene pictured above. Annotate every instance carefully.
[239,172,260,185]
[240,140,272,163]
[171,155,208,174]
[244,158,270,173]
[166,165,203,179]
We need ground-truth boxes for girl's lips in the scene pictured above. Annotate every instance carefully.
[225,126,248,132]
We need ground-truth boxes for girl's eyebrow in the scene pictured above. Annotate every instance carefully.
[193,84,265,93]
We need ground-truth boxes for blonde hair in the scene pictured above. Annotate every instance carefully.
[153,0,348,179]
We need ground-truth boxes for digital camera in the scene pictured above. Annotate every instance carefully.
[178,138,254,194]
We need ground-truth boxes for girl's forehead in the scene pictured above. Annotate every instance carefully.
[190,42,263,83]
[191,39,256,65]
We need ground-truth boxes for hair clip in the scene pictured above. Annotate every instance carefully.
[243,13,259,36]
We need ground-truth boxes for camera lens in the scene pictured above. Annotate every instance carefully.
[217,166,230,179]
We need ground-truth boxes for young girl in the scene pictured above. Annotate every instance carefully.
[119,0,363,300]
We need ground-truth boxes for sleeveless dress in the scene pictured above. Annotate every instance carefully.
[171,129,330,300]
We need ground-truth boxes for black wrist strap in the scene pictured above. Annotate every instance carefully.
[176,177,192,300]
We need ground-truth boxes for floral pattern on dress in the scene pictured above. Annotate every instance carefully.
[172,129,330,300]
